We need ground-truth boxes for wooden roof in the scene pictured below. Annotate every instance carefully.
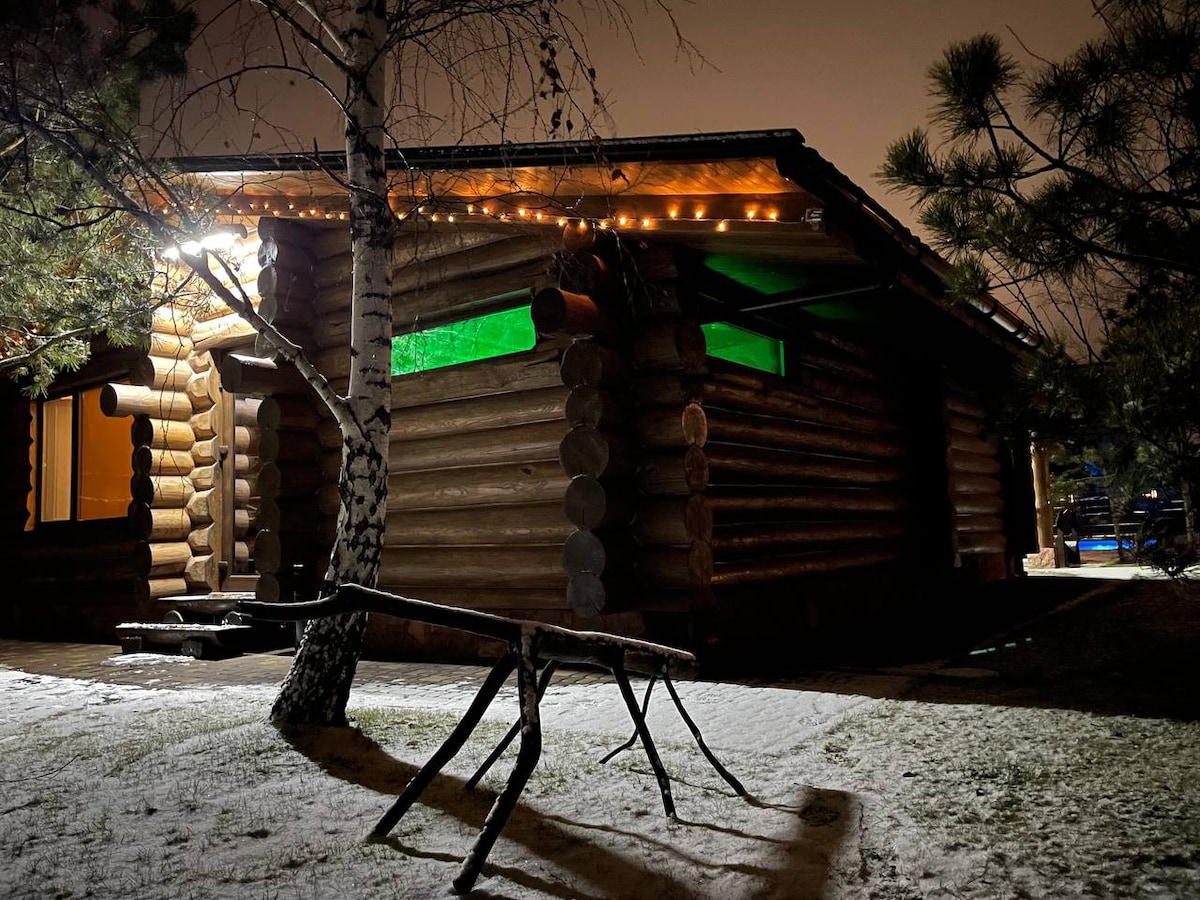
[171,129,1038,353]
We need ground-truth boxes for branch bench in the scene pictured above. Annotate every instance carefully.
[242,584,746,894]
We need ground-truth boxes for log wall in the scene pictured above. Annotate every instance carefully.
[313,226,618,644]
[234,218,322,603]
[110,304,214,599]
[669,332,917,633]
[106,229,266,606]
[944,378,1008,565]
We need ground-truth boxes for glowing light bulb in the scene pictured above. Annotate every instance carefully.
[447,214,456,223]
[694,208,705,219]
[558,217,568,227]
[668,208,678,219]
[640,218,652,228]
[617,215,628,226]
[746,209,756,220]
[716,220,728,232]
[768,211,778,221]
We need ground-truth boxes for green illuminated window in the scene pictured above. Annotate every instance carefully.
[701,322,785,376]
[392,301,537,376]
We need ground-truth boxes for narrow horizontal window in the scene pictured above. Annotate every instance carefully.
[701,322,785,376]
[392,302,537,376]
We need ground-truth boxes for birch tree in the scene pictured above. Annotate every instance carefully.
[2,0,686,725]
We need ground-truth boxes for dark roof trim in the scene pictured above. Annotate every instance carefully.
[169,129,807,174]
[774,144,1041,351]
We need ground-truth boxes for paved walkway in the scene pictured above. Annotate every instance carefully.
[3,570,1196,721]
[0,640,612,692]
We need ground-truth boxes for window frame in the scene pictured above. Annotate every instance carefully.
[31,381,132,528]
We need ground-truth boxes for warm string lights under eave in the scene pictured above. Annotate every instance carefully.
[215,195,826,236]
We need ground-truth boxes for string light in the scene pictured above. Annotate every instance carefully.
[208,194,803,232]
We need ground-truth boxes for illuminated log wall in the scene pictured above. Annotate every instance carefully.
[225,218,320,603]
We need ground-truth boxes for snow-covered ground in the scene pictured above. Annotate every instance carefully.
[1,664,1198,899]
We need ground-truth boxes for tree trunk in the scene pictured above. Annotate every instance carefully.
[270,0,392,726]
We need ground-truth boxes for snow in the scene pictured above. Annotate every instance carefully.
[1,665,1198,899]
[101,652,196,667]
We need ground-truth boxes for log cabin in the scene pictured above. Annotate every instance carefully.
[0,129,1040,666]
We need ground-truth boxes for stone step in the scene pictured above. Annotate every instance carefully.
[116,622,255,659]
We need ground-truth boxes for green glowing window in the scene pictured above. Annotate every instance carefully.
[701,322,785,376]
[392,301,536,376]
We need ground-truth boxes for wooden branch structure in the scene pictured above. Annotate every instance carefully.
[240,583,747,894]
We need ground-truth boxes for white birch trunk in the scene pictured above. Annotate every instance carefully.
[270,0,393,725]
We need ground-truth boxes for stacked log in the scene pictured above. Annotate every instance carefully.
[558,241,718,619]
[220,217,324,603]
[944,380,1007,557]
[692,334,914,597]
[383,350,573,607]
[109,305,202,599]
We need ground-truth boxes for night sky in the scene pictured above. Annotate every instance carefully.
[581,0,1101,223]
[180,1,1102,233]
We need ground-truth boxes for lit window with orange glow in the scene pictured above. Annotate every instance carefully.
[32,386,132,526]
[76,386,132,520]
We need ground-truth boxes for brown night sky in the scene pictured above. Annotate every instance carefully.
[581,0,1102,222]
[179,1,1102,233]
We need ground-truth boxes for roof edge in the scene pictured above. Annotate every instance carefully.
[168,129,807,174]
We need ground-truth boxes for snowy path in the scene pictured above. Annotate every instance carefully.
[1,665,1197,899]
